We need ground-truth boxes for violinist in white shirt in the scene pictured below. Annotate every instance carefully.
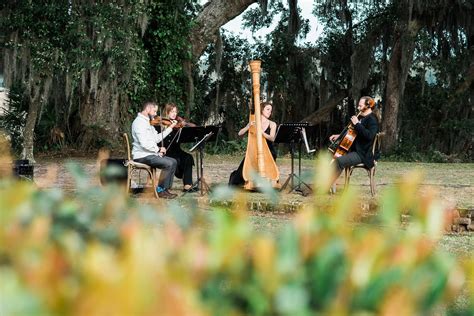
[131,101,178,199]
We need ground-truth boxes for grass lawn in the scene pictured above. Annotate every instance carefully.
[34,154,474,252]
[33,154,474,246]
[201,154,473,208]
[34,154,473,210]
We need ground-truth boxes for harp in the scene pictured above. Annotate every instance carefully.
[242,60,279,190]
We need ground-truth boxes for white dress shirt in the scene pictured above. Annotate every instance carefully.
[131,113,173,159]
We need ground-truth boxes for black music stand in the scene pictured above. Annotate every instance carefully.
[169,126,220,145]
[183,126,219,195]
[274,123,314,195]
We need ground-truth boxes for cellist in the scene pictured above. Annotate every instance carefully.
[228,102,278,186]
[329,96,379,190]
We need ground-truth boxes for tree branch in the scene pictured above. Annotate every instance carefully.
[190,0,258,60]
[300,89,348,125]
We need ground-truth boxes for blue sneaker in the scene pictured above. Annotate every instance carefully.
[156,186,165,193]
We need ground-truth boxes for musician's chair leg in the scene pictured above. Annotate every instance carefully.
[344,167,351,187]
[369,167,376,197]
[126,165,132,195]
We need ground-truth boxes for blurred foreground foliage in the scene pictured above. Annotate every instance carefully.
[0,151,473,315]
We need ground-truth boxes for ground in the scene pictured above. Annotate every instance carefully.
[33,153,474,210]
[32,152,474,233]
[31,151,474,249]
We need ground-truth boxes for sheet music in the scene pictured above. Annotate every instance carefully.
[301,127,316,153]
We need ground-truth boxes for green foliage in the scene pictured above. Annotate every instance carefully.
[206,138,248,155]
[195,31,254,137]
[200,1,319,133]
[2,0,472,157]
[143,0,198,106]
[394,33,473,162]
[2,0,153,149]
[0,153,472,315]
[2,0,197,150]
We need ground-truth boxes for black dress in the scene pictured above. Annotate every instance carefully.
[160,128,195,186]
[229,125,277,186]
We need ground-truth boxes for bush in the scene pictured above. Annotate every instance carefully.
[205,138,248,155]
[384,145,467,163]
[0,152,472,315]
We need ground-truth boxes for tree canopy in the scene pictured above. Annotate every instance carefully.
[1,0,472,161]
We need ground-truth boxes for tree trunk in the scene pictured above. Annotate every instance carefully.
[185,0,259,113]
[78,66,125,150]
[183,60,195,118]
[350,32,377,102]
[383,44,401,153]
[21,88,40,162]
[319,69,328,111]
[22,76,52,162]
[382,19,420,153]
[285,0,300,122]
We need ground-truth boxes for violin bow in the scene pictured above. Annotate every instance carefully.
[165,128,181,152]
[159,106,164,151]
[160,106,182,152]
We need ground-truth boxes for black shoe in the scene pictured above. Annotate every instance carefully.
[182,186,199,193]
[165,190,178,198]
[166,190,178,198]
[158,190,177,199]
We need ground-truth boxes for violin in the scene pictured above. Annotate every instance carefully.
[176,116,197,128]
[149,116,186,129]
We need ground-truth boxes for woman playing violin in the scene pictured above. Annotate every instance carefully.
[229,102,277,186]
[161,102,198,192]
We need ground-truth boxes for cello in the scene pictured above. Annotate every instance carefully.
[328,111,362,158]
[242,60,279,190]
[329,97,376,158]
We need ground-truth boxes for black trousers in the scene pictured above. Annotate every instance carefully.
[167,149,194,186]
[334,151,362,173]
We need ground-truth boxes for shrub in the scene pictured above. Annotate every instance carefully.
[0,152,472,315]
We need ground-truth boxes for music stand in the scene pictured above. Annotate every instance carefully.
[274,123,315,195]
[170,126,220,145]
[185,126,219,195]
